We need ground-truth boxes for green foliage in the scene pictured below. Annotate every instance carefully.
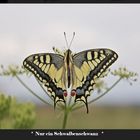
[10,101,36,129]
[0,93,36,129]
[0,94,11,121]
[0,64,31,77]
[111,67,138,81]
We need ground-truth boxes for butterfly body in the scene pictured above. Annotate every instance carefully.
[23,48,118,113]
[63,49,73,89]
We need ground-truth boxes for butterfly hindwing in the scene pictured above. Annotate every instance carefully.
[23,53,66,107]
[73,49,118,113]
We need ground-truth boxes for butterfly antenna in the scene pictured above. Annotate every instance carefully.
[69,32,75,49]
[64,32,69,49]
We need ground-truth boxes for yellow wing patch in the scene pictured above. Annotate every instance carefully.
[74,65,83,82]
[48,64,57,80]
[55,67,64,82]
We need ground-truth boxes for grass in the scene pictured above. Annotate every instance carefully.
[34,105,140,129]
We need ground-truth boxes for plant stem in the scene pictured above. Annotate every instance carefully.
[62,107,69,129]
[89,77,122,104]
[15,75,52,106]
[72,77,122,111]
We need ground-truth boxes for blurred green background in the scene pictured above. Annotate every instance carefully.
[1,92,140,129]
[34,105,140,129]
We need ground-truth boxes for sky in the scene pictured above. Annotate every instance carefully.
[0,4,140,106]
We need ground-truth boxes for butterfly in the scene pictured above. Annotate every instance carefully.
[23,33,118,113]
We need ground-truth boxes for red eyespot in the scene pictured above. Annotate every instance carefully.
[71,90,76,96]
[63,91,67,97]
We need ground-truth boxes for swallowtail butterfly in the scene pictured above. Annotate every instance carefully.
[23,33,118,113]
